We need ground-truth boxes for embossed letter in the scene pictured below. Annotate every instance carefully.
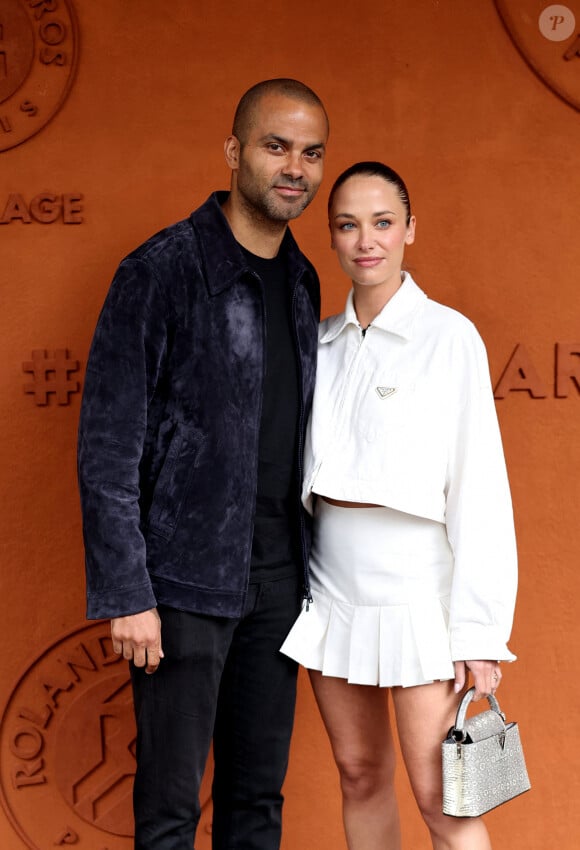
[57,642,98,681]
[555,343,580,397]
[494,344,548,399]
[20,100,39,117]
[10,727,44,760]
[54,827,79,845]
[12,758,46,789]
[28,0,58,19]
[18,705,54,729]
[63,193,84,223]
[30,193,60,223]
[0,22,6,81]
[0,194,31,224]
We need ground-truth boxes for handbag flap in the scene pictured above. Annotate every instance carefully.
[464,709,506,742]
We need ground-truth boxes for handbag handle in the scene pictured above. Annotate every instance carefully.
[453,686,506,739]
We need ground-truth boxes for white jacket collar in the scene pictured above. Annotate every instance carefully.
[320,273,427,344]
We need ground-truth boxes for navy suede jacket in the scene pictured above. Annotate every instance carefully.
[78,192,320,620]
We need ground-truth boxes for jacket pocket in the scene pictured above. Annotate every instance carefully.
[147,423,203,539]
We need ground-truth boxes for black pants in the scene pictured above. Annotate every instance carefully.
[130,574,302,850]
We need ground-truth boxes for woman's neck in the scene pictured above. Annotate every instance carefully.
[353,273,404,329]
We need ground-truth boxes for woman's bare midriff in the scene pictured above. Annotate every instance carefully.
[321,496,382,508]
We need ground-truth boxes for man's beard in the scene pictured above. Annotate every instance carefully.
[239,177,315,223]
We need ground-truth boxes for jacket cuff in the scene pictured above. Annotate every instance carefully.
[86,581,157,620]
[450,624,517,663]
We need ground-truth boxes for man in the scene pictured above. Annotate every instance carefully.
[78,78,329,850]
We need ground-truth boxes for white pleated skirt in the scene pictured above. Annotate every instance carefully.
[280,499,456,687]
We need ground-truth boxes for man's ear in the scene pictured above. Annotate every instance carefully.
[224,135,240,169]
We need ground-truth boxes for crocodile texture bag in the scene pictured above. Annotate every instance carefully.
[442,686,531,817]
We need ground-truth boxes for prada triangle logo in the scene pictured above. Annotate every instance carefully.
[375,386,397,399]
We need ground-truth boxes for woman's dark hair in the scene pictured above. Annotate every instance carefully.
[328,161,412,225]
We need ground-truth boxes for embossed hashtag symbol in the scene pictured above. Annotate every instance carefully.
[22,349,80,405]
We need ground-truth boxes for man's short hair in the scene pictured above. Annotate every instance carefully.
[232,78,328,144]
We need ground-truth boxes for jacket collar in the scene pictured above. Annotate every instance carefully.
[320,273,427,343]
[190,191,316,298]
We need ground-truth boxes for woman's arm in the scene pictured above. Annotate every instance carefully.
[445,325,518,664]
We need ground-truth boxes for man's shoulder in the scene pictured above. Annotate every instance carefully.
[121,193,222,268]
[124,217,194,267]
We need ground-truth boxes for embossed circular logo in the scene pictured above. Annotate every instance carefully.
[495,1,580,111]
[0,0,79,152]
[0,621,214,849]
[0,622,134,849]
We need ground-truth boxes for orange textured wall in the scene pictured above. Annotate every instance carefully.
[1,2,579,848]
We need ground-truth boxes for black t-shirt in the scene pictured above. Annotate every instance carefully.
[240,246,301,581]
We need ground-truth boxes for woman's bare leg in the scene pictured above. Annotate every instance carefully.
[392,681,493,850]
[309,670,401,850]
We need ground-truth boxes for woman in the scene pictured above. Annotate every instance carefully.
[281,162,517,850]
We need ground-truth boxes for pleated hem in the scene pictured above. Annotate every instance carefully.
[280,590,455,688]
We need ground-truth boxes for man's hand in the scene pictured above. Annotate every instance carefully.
[111,608,164,674]
[453,660,502,701]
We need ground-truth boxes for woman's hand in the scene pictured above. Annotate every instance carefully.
[453,660,502,700]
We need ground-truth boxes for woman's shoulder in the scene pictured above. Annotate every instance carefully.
[404,277,489,372]
[417,296,492,385]
[421,294,483,345]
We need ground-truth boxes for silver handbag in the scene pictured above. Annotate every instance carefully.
[442,686,531,817]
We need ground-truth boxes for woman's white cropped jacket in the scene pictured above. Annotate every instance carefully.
[302,274,517,662]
